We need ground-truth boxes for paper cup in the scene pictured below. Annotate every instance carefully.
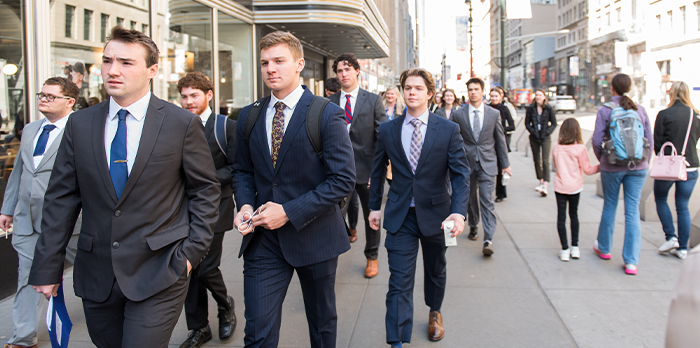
[444,220,457,246]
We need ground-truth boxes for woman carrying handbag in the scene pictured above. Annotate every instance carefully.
[653,81,700,260]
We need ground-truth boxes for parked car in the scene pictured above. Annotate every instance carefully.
[551,95,576,113]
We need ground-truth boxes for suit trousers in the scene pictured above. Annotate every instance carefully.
[184,231,231,330]
[8,233,42,347]
[81,267,189,348]
[346,191,360,229]
[243,231,339,348]
[349,183,380,260]
[468,161,498,241]
[385,210,447,344]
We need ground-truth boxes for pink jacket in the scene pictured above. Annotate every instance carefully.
[552,142,600,194]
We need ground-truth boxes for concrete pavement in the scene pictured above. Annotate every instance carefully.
[0,116,683,347]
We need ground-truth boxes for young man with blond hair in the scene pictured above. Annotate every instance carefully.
[232,31,355,348]
[368,68,470,347]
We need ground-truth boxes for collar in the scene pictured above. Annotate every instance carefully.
[41,112,71,130]
[200,107,212,124]
[404,109,430,126]
[108,91,151,122]
[340,85,360,101]
[270,84,304,112]
[468,102,484,115]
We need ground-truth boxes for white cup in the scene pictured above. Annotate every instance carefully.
[444,220,457,246]
[502,172,511,186]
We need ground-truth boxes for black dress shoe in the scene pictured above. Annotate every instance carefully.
[218,296,237,340]
[467,227,478,240]
[179,325,212,348]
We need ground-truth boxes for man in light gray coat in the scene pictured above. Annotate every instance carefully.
[0,77,79,348]
[452,77,511,256]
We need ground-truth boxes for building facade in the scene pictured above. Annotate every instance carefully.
[554,0,589,106]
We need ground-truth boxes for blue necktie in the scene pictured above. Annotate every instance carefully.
[33,124,57,156]
[110,109,128,199]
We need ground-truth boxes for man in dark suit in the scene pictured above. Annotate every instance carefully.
[232,31,355,348]
[177,72,237,347]
[368,68,470,347]
[452,78,511,256]
[29,27,221,347]
[329,53,386,278]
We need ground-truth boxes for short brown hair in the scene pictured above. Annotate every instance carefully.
[106,26,160,67]
[177,72,214,95]
[44,77,79,100]
[558,118,583,145]
[466,77,485,90]
[332,53,360,73]
[399,68,436,103]
[259,31,304,60]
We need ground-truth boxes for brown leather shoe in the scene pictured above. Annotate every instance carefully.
[349,228,357,243]
[428,311,445,341]
[364,259,378,278]
[5,344,38,348]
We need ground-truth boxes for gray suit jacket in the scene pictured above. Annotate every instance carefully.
[329,89,386,184]
[1,118,65,235]
[452,105,509,176]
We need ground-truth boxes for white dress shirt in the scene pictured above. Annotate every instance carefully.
[32,114,70,169]
[402,109,429,207]
[199,107,212,126]
[467,102,485,134]
[105,91,151,174]
[265,84,305,152]
[340,85,360,132]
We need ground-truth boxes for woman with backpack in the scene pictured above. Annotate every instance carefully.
[592,73,653,275]
[653,81,700,260]
[525,89,557,197]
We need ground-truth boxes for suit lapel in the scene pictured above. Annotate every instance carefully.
[21,121,42,173]
[349,89,368,132]
[391,116,410,171]
[35,128,65,171]
[414,114,440,174]
[93,101,118,203]
[204,115,214,141]
[117,95,165,205]
[462,107,477,143]
[273,89,313,176]
[478,107,492,141]
[255,98,275,175]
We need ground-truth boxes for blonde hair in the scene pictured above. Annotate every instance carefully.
[259,31,304,60]
[382,86,406,116]
[667,81,699,113]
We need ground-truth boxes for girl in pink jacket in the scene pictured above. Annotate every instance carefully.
[552,118,600,261]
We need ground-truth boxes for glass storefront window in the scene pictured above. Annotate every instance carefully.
[218,11,253,115]
[155,0,213,105]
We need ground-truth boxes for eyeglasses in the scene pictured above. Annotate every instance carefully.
[237,207,263,233]
[36,93,73,102]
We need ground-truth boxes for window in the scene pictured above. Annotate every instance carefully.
[598,16,602,31]
[116,17,124,27]
[558,16,561,28]
[681,6,686,34]
[574,7,577,19]
[65,5,75,38]
[101,14,109,42]
[617,8,621,22]
[668,11,673,32]
[142,24,148,34]
[632,0,637,19]
[607,12,610,26]
[84,10,93,41]
[657,14,662,30]
[130,20,136,30]
[696,2,700,31]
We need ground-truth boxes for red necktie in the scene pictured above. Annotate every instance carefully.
[345,95,352,124]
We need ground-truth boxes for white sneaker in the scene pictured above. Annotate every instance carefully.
[670,249,688,260]
[540,187,548,197]
[535,184,543,192]
[571,247,580,259]
[658,237,679,253]
[559,249,570,261]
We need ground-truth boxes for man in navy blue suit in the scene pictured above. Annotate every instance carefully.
[232,31,356,348]
[368,68,470,348]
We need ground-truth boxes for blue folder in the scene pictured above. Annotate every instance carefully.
[46,283,72,348]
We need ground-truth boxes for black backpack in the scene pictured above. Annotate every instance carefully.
[243,95,351,215]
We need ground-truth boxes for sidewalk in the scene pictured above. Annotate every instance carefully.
[0,146,682,347]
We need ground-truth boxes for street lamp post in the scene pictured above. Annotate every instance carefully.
[465,0,474,77]
[500,0,506,87]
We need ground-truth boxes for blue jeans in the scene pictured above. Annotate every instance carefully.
[654,170,699,251]
[597,169,648,265]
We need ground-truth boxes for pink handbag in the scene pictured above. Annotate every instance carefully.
[650,109,694,181]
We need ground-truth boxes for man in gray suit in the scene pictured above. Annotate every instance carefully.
[0,77,78,348]
[452,78,511,256]
[329,53,386,278]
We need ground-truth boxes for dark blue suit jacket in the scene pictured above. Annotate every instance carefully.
[369,112,470,236]
[233,87,356,267]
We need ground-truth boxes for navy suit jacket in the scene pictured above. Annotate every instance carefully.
[369,112,470,236]
[233,87,356,267]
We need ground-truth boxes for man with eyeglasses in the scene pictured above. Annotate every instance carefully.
[0,77,78,348]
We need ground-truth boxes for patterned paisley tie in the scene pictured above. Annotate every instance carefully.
[270,102,286,167]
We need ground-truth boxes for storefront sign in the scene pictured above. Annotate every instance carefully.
[596,62,613,74]
[569,57,579,76]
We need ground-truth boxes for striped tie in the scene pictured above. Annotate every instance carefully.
[344,94,353,124]
[409,118,423,173]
